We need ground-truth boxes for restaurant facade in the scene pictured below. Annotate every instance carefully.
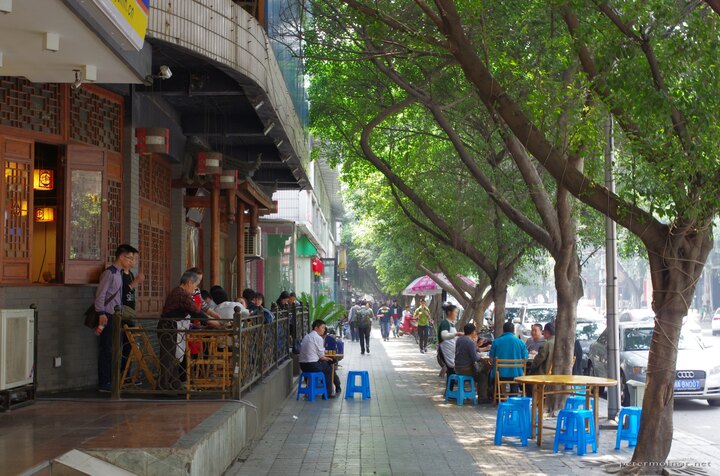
[0,0,319,394]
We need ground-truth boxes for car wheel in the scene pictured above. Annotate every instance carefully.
[708,399,720,407]
[621,373,630,407]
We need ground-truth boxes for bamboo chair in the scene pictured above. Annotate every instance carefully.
[121,324,160,389]
[185,333,232,399]
[494,358,526,403]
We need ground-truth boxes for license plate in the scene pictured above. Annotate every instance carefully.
[674,379,701,390]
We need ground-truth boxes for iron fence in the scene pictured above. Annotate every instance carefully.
[110,302,309,399]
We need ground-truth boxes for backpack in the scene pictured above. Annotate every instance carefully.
[357,308,373,328]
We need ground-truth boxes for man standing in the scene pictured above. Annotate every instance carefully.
[120,248,143,381]
[414,298,433,353]
[299,319,339,398]
[355,301,374,355]
[95,244,138,392]
[531,322,555,375]
[390,299,402,338]
[490,321,529,397]
[525,323,545,354]
[377,301,392,341]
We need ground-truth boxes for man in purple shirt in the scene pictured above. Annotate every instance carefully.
[95,244,138,392]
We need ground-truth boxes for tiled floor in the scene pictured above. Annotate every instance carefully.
[228,327,720,476]
[0,400,223,475]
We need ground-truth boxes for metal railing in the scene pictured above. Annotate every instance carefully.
[110,303,309,399]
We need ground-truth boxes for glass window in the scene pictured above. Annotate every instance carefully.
[69,169,102,260]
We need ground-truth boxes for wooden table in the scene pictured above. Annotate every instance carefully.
[514,374,617,446]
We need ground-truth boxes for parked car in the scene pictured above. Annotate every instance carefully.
[618,308,702,334]
[713,308,720,336]
[588,321,720,406]
[512,304,557,339]
[575,318,606,374]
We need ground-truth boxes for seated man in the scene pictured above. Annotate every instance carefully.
[299,319,340,398]
[490,320,529,397]
[454,323,492,404]
[525,323,545,354]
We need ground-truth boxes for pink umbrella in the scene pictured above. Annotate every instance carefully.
[402,273,476,296]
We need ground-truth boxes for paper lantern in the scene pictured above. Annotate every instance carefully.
[33,169,54,190]
[220,169,238,190]
[34,207,55,222]
[135,128,170,155]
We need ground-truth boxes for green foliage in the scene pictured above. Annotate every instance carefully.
[300,293,346,327]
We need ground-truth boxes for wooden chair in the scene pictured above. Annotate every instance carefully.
[121,324,160,389]
[494,358,526,403]
[185,332,233,399]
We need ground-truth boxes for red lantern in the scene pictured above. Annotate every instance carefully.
[311,257,324,277]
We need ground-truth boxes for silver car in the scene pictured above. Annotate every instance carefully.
[588,321,720,406]
[513,304,557,339]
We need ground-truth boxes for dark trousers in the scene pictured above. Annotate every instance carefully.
[300,361,338,396]
[418,325,430,350]
[457,364,490,400]
[357,326,371,353]
[97,318,114,387]
[350,322,358,341]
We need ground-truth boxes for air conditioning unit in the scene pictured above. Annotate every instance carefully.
[0,309,35,391]
[244,225,262,258]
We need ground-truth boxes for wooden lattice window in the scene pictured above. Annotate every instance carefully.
[69,87,121,152]
[107,179,121,264]
[0,78,61,135]
[137,156,171,314]
[3,160,30,259]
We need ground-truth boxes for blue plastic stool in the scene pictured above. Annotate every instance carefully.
[553,409,597,455]
[565,395,594,411]
[345,370,371,399]
[508,396,534,438]
[494,401,529,446]
[615,406,642,449]
[445,374,477,406]
[296,372,328,401]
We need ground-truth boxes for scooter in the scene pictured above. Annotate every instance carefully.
[398,316,419,342]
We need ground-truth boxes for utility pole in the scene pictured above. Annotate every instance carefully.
[605,116,621,420]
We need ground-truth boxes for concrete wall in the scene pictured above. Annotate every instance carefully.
[0,286,98,392]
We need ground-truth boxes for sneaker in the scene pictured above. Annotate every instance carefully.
[367,350,370,354]
[98,384,111,393]
[361,351,365,355]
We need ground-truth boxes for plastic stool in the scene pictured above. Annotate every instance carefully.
[553,409,597,455]
[445,374,478,406]
[494,401,528,446]
[345,370,371,399]
[615,406,642,449]
[508,396,534,438]
[565,395,594,411]
[296,372,328,401]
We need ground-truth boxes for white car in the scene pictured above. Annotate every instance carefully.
[588,321,720,406]
[713,308,720,336]
[618,308,702,334]
[513,304,557,339]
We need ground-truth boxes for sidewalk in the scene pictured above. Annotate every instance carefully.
[228,327,719,476]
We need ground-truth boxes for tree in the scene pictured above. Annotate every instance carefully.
[307,0,720,467]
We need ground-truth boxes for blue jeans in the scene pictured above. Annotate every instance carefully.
[380,320,391,339]
[393,318,401,336]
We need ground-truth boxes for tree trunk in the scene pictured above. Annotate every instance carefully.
[553,252,581,377]
[631,229,713,468]
[492,280,509,338]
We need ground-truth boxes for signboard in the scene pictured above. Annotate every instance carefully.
[93,0,149,51]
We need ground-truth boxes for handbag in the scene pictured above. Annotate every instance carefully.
[83,289,119,329]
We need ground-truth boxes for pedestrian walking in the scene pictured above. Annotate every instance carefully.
[414,298,433,353]
[348,300,361,342]
[377,301,392,341]
[355,300,374,355]
[390,299,402,338]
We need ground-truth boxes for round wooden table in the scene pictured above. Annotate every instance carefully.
[514,374,618,446]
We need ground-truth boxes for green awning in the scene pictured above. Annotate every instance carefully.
[296,235,317,257]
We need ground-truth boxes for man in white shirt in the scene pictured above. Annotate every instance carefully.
[299,319,339,398]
